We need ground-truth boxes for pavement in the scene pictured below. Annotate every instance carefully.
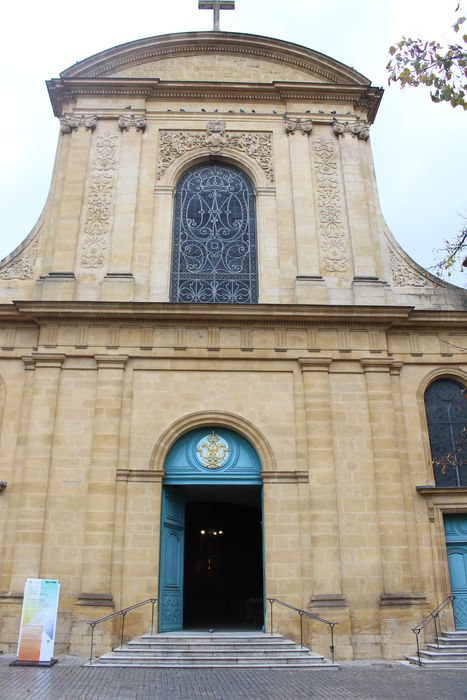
[0,654,466,700]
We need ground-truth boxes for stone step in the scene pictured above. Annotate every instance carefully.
[109,648,318,658]
[417,650,467,661]
[128,640,298,650]
[407,655,467,669]
[96,655,332,667]
[435,634,467,645]
[90,632,338,669]
[92,660,337,668]
[427,643,467,652]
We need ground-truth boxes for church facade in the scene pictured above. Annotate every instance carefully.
[0,29,466,660]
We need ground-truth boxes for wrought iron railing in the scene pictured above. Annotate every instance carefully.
[267,597,337,663]
[87,598,157,664]
[411,595,454,667]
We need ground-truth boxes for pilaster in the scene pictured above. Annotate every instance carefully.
[360,356,425,653]
[299,358,346,602]
[78,354,128,603]
[9,354,65,592]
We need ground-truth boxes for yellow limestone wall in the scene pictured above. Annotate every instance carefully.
[0,35,466,660]
[0,318,465,659]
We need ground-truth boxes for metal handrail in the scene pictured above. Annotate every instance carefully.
[268,597,337,663]
[88,598,157,664]
[411,595,454,667]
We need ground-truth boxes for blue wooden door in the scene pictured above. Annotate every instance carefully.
[444,515,467,630]
[158,488,185,632]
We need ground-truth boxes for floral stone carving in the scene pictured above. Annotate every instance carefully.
[80,132,118,269]
[312,137,349,273]
[157,123,274,182]
[389,249,434,287]
[0,239,38,280]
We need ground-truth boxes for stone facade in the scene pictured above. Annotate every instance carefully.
[0,31,466,661]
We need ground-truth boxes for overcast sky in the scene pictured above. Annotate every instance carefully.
[1,0,466,285]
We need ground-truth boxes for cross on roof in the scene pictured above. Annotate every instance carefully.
[198,1,235,31]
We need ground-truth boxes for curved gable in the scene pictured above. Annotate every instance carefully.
[60,31,370,86]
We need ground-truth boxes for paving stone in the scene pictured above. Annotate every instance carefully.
[1,655,467,700]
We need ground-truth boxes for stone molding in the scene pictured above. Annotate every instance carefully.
[117,114,147,132]
[261,470,309,483]
[298,357,333,372]
[415,485,467,522]
[157,123,274,182]
[23,353,66,368]
[116,469,164,482]
[60,114,98,133]
[309,594,348,609]
[332,118,370,140]
[95,354,128,370]
[76,592,113,607]
[283,118,312,136]
[80,132,119,269]
[379,593,426,607]
[0,239,38,280]
[312,137,350,273]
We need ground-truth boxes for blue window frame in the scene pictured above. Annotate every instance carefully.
[170,162,258,304]
[424,378,467,487]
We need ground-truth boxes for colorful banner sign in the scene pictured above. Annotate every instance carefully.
[16,579,60,665]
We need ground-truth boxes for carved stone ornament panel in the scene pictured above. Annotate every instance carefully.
[117,115,147,132]
[312,137,349,273]
[0,239,38,280]
[157,122,274,182]
[60,114,98,134]
[80,132,119,269]
[283,118,313,136]
[332,118,370,140]
[389,248,434,287]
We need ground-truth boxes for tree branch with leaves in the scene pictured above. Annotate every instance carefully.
[387,4,467,109]
[387,4,467,281]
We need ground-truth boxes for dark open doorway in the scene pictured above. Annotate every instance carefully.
[183,485,263,630]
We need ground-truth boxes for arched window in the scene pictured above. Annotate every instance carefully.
[424,378,467,487]
[170,162,258,303]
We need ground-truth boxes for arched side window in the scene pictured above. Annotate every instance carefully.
[424,378,467,487]
[170,162,258,303]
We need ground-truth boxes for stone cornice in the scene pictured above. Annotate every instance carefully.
[4,301,414,327]
[46,77,382,121]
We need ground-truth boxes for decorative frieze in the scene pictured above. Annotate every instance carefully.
[0,239,38,280]
[80,132,119,269]
[389,249,434,288]
[311,137,349,273]
[157,123,274,182]
[332,118,370,140]
[117,114,147,132]
[283,118,312,136]
[60,114,98,133]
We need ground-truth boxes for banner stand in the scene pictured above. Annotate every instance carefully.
[10,579,60,668]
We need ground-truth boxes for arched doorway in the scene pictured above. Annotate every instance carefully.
[158,426,264,632]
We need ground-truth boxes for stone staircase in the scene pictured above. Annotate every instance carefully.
[407,631,467,669]
[89,631,338,668]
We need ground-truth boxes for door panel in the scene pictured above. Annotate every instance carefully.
[444,515,467,630]
[158,488,185,632]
